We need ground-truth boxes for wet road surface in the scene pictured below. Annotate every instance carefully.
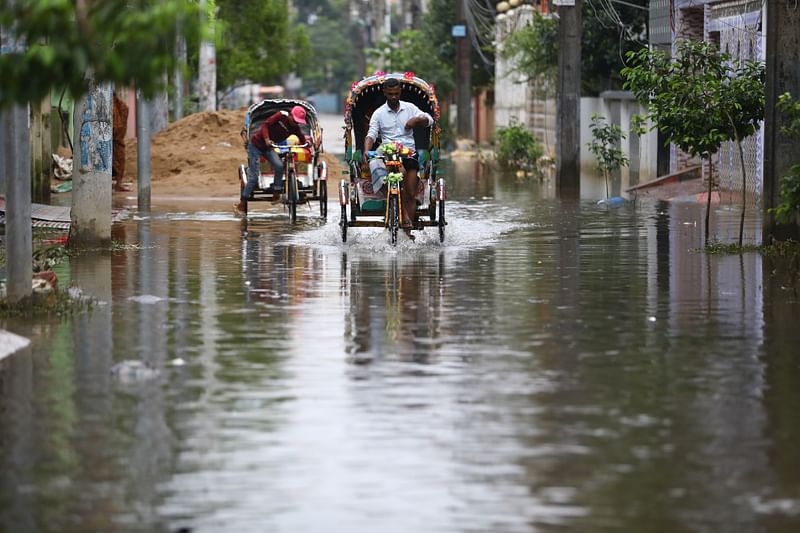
[2,164,800,533]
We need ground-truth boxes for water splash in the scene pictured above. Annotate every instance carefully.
[291,202,523,251]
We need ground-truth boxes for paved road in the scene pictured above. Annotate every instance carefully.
[318,112,346,155]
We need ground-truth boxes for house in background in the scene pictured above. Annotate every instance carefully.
[493,0,765,200]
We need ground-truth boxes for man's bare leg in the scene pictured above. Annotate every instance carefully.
[402,169,418,228]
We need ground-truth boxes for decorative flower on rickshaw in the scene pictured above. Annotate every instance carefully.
[403,71,415,80]
[378,141,413,157]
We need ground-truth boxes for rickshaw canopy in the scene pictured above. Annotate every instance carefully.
[244,98,322,151]
[344,72,441,162]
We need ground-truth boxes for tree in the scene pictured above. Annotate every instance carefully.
[498,2,647,96]
[0,0,208,109]
[622,40,765,245]
[297,8,358,94]
[368,30,454,97]
[494,118,543,173]
[771,93,800,225]
[215,0,311,90]
[500,11,558,86]
[587,113,629,199]
[0,0,209,300]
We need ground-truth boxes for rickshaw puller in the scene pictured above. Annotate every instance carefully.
[363,78,433,232]
[236,106,308,212]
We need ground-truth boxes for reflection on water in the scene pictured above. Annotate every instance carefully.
[342,251,445,362]
[2,162,800,532]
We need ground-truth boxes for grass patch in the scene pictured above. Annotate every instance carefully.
[700,239,800,262]
[110,240,142,251]
[759,239,800,261]
[702,240,761,255]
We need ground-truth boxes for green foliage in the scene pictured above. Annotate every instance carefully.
[759,239,800,261]
[0,0,208,109]
[630,114,648,136]
[498,2,646,95]
[297,9,357,93]
[702,240,760,255]
[701,239,800,260]
[32,244,70,273]
[778,92,800,138]
[771,93,800,224]
[500,12,557,84]
[581,1,647,95]
[368,30,455,97]
[587,113,629,197]
[216,0,308,88]
[772,168,800,224]
[622,40,765,159]
[622,40,766,244]
[494,119,543,171]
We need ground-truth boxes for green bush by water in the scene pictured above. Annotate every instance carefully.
[494,119,544,173]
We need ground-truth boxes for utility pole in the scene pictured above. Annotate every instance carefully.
[175,26,186,120]
[151,72,169,134]
[2,106,32,303]
[136,89,152,211]
[351,0,366,79]
[198,1,217,112]
[1,11,32,303]
[455,0,472,139]
[555,0,581,197]
[763,0,800,242]
[70,78,113,249]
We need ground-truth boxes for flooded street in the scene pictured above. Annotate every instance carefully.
[2,163,800,533]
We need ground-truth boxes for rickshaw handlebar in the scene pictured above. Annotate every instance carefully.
[270,142,311,153]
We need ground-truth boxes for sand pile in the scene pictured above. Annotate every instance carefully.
[124,109,344,198]
[125,109,246,197]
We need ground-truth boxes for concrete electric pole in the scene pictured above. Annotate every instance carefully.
[1,14,33,303]
[136,89,152,211]
[70,78,113,249]
[455,0,472,139]
[198,1,217,112]
[555,0,581,197]
[763,0,800,242]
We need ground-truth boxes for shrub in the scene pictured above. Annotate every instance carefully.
[494,119,543,172]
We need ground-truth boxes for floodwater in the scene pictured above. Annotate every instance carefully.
[2,160,800,533]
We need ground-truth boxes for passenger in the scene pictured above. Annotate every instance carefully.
[235,105,308,214]
[363,77,433,234]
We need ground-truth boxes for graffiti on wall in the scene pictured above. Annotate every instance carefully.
[79,83,112,173]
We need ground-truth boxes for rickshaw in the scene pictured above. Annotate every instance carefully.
[238,99,328,222]
[340,72,446,244]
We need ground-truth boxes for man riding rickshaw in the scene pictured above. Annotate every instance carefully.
[341,72,446,244]
[236,99,328,221]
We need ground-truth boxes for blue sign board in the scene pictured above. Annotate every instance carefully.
[451,24,466,38]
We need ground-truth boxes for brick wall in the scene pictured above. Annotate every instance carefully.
[672,6,707,178]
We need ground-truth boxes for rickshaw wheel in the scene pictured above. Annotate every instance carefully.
[426,165,437,222]
[388,195,400,246]
[319,180,328,218]
[340,205,348,243]
[348,162,360,222]
[288,171,298,223]
[438,199,445,242]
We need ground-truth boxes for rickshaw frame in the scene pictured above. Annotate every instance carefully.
[340,72,446,243]
[237,98,328,221]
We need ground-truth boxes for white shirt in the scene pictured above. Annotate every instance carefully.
[366,101,433,152]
